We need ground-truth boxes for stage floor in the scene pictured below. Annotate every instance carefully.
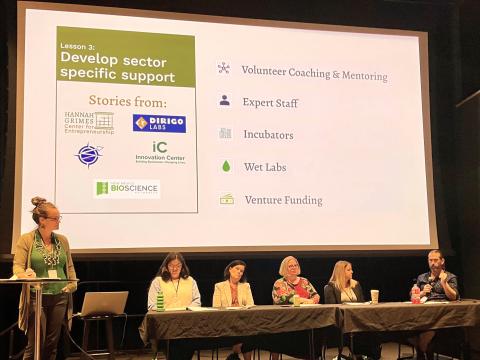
[65,342,457,359]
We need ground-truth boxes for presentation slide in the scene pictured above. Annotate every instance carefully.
[14,2,437,252]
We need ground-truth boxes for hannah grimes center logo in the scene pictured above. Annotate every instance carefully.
[75,143,103,168]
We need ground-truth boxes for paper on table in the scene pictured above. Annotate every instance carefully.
[3,277,61,281]
[187,306,218,311]
[164,307,187,311]
[343,302,371,305]
[225,305,256,310]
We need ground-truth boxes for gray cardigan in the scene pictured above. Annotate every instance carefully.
[12,230,77,332]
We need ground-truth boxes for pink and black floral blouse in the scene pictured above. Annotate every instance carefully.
[272,277,319,305]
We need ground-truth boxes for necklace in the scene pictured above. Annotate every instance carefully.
[172,279,180,298]
[230,281,239,306]
[343,287,356,302]
[286,277,299,289]
[34,231,61,267]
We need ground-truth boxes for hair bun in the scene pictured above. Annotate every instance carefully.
[31,196,47,207]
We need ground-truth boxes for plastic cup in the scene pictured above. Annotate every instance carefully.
[370,289,379,304]
[293,295,301,307]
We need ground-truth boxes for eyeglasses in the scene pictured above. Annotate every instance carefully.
[288,264,299,268]
[168,263,182,270]
[45,216,62,221]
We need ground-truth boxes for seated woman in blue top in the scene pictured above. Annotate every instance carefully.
[324,260,381,360]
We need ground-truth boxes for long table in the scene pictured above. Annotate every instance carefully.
[339,300,480,333]
[139,304,340,342]
[139,301,480,357]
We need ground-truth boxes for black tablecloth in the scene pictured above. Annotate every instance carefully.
[139,300,480,345]
[339,300,480,333]
[139,304,340,343]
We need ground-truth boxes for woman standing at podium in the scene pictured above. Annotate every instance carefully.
[13,196,77,360]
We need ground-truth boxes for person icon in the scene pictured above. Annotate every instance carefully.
[220,95,230,106]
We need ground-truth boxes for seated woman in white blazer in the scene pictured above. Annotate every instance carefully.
[213,260,255,360]
[213,260,254,308]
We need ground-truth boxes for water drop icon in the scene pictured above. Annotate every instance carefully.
[223,160,231,172]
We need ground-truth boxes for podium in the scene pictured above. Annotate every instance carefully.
[0,277,78,360]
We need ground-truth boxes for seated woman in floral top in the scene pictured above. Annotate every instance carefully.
[272,255,320,305]
[268,256,320,360]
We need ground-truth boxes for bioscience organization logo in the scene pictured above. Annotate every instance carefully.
[64,111,115,135]
[95,179,160,199]
[133,114,186,133]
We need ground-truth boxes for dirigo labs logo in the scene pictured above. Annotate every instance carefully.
[133,114,186,133]
[75,143,103,168]
[94,179,160,199]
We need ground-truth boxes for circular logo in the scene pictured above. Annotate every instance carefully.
[76,144,102,168]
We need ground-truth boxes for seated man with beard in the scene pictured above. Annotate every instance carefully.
[413,249,459,360]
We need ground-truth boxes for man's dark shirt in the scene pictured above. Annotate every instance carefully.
[417,271,459,301]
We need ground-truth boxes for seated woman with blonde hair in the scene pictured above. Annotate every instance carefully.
[324,260,364,303]
[272,255,320,305]
[325,260,381,360]
[268,256,321,360]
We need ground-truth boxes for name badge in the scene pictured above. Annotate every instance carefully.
[48,269,58,279]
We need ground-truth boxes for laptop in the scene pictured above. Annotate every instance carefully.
[80,291,129,317]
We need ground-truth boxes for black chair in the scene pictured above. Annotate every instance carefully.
[397,341,415,360]
[77,291,129,359]
[431,327,466,360]
[323,285,351,360]
[323,325,350,360]
[261,329,326,360]
[79,314,120,360]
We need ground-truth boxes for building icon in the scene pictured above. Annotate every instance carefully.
[95,112,114,129]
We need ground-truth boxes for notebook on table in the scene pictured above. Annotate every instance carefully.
[80,291,129,317]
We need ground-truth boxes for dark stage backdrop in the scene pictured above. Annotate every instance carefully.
[0,253,465,357]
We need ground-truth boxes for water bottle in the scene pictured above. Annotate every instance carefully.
[411,282,420,304]
[156,291,164,312]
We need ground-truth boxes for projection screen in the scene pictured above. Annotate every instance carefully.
[13,1,437,253]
